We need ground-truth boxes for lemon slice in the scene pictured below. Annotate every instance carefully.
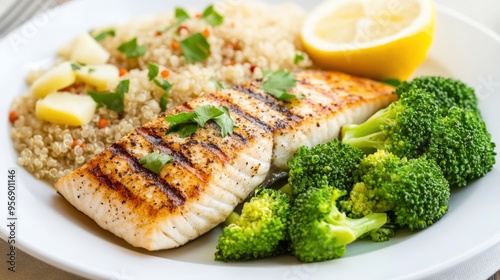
[302,0,436,80]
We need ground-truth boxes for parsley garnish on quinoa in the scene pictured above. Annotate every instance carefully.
[180,33,211,63]
[117,38,147,58]
[88,80,130,114]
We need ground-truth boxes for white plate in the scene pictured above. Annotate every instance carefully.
[1,0,500,279]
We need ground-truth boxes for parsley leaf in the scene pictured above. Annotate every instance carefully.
[165,111,197,127]
[148,63,159,81]
[294,53,304,64]
[260,70,302,100]
[93,29,116,42]
[175,7,191,22]
[210,77,225,90]
[213,106,235,137]
[117,38,147,58]
[88,80,130,114]
[164,105,235,137]
[70,63,81,71]
[180,33,210,63]
[162,7,191,33]
[201,5,224,26]
[194,105,224,126]
[382,78,402,87]
[153,79,173,111]
[139,151,173,174]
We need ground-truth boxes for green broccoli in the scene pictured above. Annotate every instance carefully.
[350,150,450,230]
[341,88,440,158]
[426,107,496,187]
[289,186,387,263]
[214,188,291,262]
[287,139,364,198]
[394,76,480,116]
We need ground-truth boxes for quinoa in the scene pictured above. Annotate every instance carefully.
[9,1,313,183]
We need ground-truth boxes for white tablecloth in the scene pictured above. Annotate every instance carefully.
[1,0,499,279]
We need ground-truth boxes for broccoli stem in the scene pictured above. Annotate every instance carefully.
[224,212,240,226]
[345,213,388,240]
[341,105,398,154]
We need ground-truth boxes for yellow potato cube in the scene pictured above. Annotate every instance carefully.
[75,64,119,91]
[35,92,97,126]
[31,62,76,98]
[70,33,110,65]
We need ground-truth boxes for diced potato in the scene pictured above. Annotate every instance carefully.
[58,39,75,60]
[36,92,97,126]
[70,33,110,65]
[31,62,76,98]
[75,64,119,91]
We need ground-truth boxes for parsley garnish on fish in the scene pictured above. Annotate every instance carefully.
[153,79,173,111]
[201,5,224,26]
[93,29,116,42]
[260,70,302,100]
[180,33,210,63]
[117,38,147,58]
[148,63,160,81]
[88,79,130,114]
[165,105,235,137]
[140,151,173,174]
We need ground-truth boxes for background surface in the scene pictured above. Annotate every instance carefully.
[0,0,499,279]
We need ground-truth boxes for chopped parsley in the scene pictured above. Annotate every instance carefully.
[117,38,147,58]
[139,151,173,174]
[148,63,160,80]
[70,62,87,71]
[180,33,210,63]
[88,68,96,74]
[165,105,235,137]
[93,29,116,42]
[201,5,224,26]
[294,53,304,65]
[88,80,130,114]
[153,79,173,111]
[260,70,302,100]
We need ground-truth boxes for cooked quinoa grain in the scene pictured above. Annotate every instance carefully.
[10,2,313,183]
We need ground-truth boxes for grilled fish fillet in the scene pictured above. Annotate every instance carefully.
[55,70,396,250]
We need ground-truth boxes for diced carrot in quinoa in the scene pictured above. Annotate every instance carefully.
[98,118,108,128]
[161,70,170,79]
[9,111,18,123]
[119,69,128,77]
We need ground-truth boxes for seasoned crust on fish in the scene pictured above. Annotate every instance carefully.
[54,70,396,250]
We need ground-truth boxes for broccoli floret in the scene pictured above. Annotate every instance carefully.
[426,107,496,187]
[341,88,440,158]
[394,76,480,115]
[289,186,387,263]
[351,150,450,230]
[288,139,364,198]
[214,188,291,262]
[368,227,395,242]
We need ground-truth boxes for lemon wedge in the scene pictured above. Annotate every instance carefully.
[36,92,97,126]
[302,0,436,80]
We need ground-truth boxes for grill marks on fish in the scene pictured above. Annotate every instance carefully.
[54,70,397,251]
